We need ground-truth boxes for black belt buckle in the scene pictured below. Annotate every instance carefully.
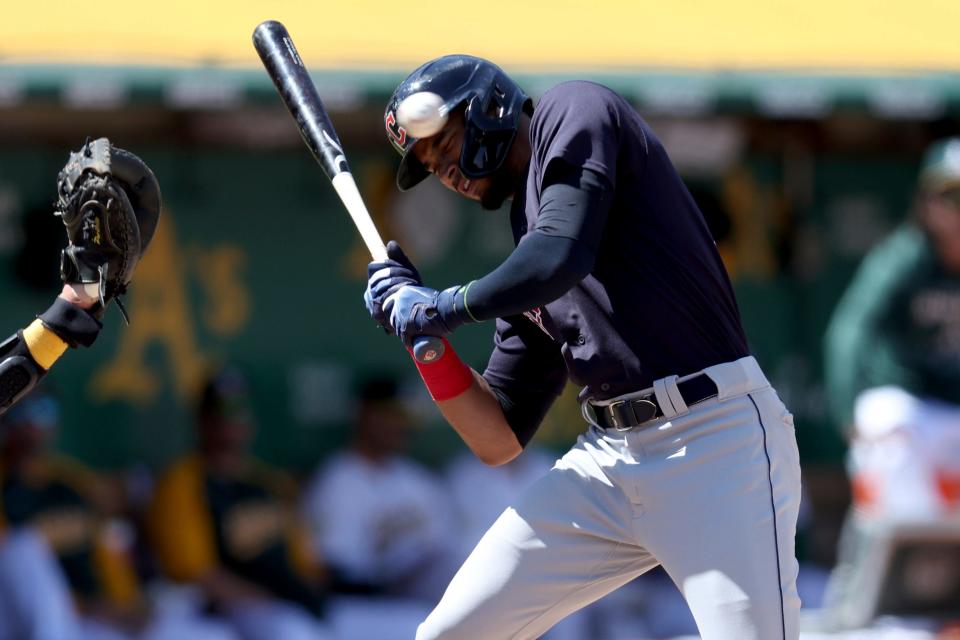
[605,397,658,431]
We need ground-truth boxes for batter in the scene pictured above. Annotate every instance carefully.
[366,55,802,640]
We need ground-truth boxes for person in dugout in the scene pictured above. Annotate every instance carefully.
[826,137,960,519]
[148,367,422,640]
[0,392,234,640]
[147,367,331,640]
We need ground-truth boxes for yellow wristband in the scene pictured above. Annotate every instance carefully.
[22,319,68,370]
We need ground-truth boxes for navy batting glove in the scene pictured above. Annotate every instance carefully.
[385,284,472,346]
[382,241,422,282]
[364,241,422,330]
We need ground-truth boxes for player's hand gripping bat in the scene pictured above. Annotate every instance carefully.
[253,20,444,364]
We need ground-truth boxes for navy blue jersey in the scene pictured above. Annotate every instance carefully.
[484,81,749,404]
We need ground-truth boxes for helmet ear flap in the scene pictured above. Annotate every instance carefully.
[460,79,522,179]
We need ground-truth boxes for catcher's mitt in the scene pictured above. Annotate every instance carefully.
[56,138,161,322]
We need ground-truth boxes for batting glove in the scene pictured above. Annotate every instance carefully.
[364,240,422,330]
[384,284,471,346]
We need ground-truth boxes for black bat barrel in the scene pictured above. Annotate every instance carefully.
[253,20,349,178]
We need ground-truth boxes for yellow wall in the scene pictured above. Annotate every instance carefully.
[3,0,959,71]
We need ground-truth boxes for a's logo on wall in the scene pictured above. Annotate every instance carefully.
[90,213,251,405]
[385,111,407,150]
[523,307,553,339]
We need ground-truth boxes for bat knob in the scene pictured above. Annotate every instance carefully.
[412,336,445,364]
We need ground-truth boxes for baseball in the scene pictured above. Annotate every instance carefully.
[396,91,448,139]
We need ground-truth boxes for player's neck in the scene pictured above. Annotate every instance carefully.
[507,116,532,179]
[495,116,532,204]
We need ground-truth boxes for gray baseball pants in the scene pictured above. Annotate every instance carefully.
[418,356,802,640]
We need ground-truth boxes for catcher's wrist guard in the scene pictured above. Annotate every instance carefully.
[39,297,102,348]
[56,137,161,323]
[0,331,48,417]
[0,296,101,417]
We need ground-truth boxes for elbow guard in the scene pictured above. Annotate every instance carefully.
[0,331,47,417]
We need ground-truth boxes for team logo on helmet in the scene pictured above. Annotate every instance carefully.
[385,111,407,151]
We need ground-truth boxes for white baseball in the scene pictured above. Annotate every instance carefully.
[396,91,448,139]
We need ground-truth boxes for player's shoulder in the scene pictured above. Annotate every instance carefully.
[310,451,373,493]
[866,223,931,271]
[851,223,935,296]
[156,454,203,489]
[531,81,636,140]
[320,450,366,477]
[149,455,205,512]
[538,80,623,106]
[536,80,631,116]
[884,223,927,252]
[42,453,97,482]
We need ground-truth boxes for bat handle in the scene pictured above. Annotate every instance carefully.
[412,336,445,364]
[368,244,443,364]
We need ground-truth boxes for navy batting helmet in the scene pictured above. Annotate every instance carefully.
[385,55,532,191]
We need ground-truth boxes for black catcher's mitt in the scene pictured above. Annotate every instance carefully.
[56,138,161,322]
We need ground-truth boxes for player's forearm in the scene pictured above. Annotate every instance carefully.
[14,286,97,367]
[407,340,523,465]
[0,289,101,416]
[460,232,595,322]
[436,370,523,466]
[25,285,99,365]
[451,171,611,323]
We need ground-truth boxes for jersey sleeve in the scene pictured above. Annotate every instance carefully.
[824,226,926,427]
[93,529,142,607]
[49,456,115,514]
[147,456,219,582]
[531,82,634,192]
[483,315,568,446]
[249,462,320,580]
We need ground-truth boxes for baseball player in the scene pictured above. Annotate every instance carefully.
[0,393,238,640]
[826,137,960,518]
[365,56,802,640]
[0,138,161,417]
[302,377,458,603]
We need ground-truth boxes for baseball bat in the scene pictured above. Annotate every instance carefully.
[252,20,444,364]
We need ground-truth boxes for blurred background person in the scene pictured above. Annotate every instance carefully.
[149,367,421,640]
[147,367,333,640]
[825,137,960,521]
[302,376,454,611]
[0,522,86,640]
[819,137,960,633]
[0,392,233,640]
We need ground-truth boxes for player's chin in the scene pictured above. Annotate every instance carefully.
[478,173,514,211]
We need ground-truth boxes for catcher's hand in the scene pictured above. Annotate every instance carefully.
[56,138,161,322]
